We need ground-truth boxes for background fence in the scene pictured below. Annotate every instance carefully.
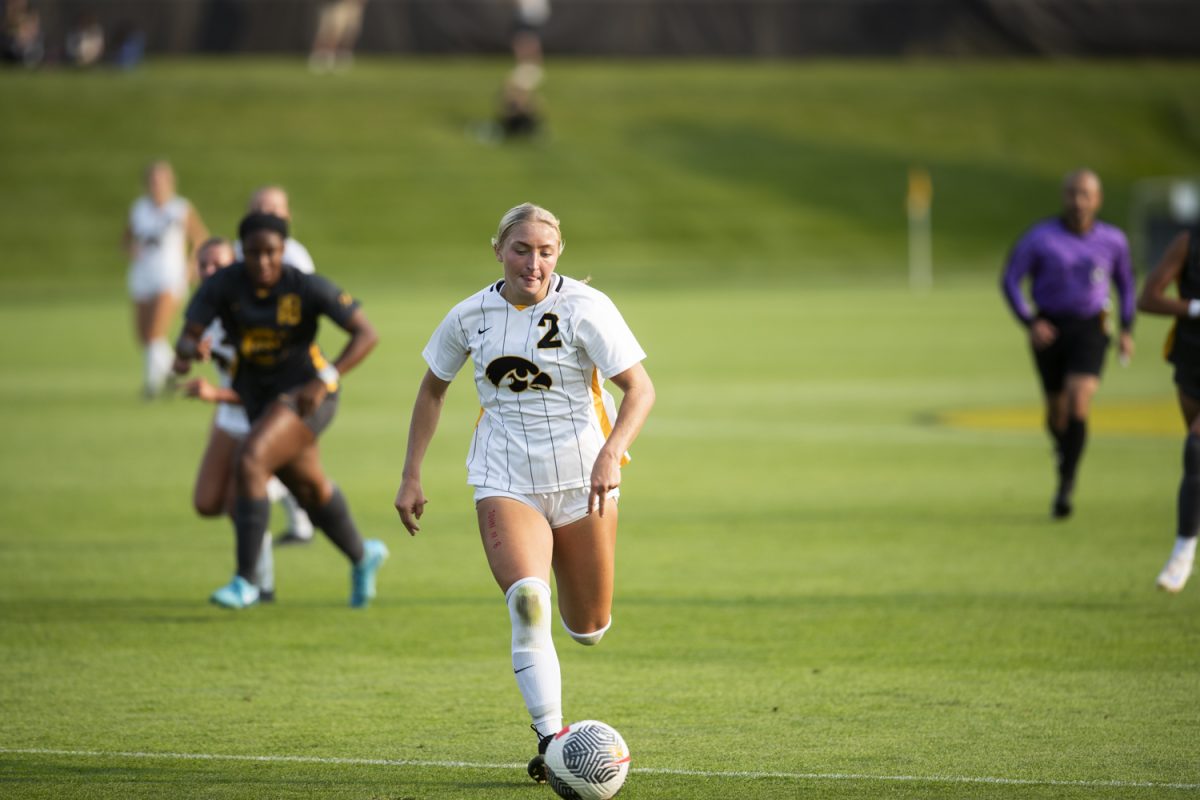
[26,0,1200,58]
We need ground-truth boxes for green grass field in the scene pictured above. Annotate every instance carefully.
[2,59,1199,799]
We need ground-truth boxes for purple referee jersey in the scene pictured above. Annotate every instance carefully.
[1001,217,1135,330]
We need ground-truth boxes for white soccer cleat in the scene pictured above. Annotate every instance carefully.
[1156,551,1194,594]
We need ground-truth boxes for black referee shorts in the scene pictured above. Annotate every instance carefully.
[1031,314,1111,395]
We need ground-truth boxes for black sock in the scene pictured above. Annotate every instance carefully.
[1058,416,1087,493]
[308,487,365,564]
[1178,434,1200,539]
[234,496,271,581]
[1047,415,1067,457]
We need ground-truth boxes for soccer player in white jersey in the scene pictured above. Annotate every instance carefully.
[122,160,209,398]
[393,203,656,783]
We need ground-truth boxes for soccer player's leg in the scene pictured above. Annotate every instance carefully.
[269,474,314,545]
[476,495,559,782]
[144,291,180,398]
[551,501,618,647]
[214,404,312,608]
[1054,321,1108,519]
[1034,333,1071,516]
[192,424,239,519]
[275,444,385,608]
[1160,388,1200,592]
[1055,373,1099,518]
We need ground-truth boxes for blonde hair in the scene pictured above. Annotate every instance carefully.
[491,202,564,252]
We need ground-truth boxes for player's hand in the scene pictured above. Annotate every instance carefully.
[1029,318,1057,350]
[296,378,327,417]
[184,377,217,402]
[196,337,213,361]
[588,450,622,517]
[1118,331,1134,365]
[394,478,427,535]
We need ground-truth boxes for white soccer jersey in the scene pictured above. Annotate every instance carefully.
[127,195,190,299]
[234,237,316,274]
[203,318,251,436]
[423,275,646,494]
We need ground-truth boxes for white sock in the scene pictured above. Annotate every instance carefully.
[281,491,313,538]
[253,530,274,592]
[266,477,314,538]
[562,616,612,647]
[266,476,288,503]
[145,338,174,394]
[506,577,562,737]
[1172,536,1198,562]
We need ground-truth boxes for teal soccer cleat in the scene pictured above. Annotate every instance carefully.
[350,539,389,608]
[210,575,260,610]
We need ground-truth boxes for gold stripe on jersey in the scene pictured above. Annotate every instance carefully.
[309,344,339,391]
[590,368,630,467]
[474,406,485,429]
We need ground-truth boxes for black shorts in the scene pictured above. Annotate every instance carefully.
[245,388,339,436]
[1174,361,1200,402]
[277,389,339,436]
[1031,314,1111,394]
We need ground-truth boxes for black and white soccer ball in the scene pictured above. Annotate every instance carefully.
[544,720,631,800]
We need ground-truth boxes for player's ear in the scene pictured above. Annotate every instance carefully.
[491,236,502,262]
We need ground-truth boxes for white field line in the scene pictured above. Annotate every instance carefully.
[1,747,1198,791]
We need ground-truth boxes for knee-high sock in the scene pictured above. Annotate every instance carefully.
[253,530,274,592]
[506,577,562,738]
[307,486,365,563]
[1178,434,1200,540]
[1059,416,1087,489]
[1047,414,1067,459]
[234,496,271,581]
[143,339,174,394]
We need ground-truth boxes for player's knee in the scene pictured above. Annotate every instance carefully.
[506,577,552,647]
[507,577,551,625]
[192,490,224,518]
[562,616,612,647]
[235,447,269,488]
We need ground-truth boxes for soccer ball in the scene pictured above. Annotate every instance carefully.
[544,720,631,800]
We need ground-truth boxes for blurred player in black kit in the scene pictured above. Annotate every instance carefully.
[1138,227,1200,593]
[174,212,388,609]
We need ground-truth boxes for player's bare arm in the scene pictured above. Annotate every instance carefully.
[589,362,655,516]
[174,320,209,365]
[296,307,378,416]
[1139,230,1192,317]
[394,369,452,535]
[184,377,240,405]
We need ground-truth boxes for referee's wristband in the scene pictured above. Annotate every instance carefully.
[1188,299,1200,319]
[318,364,340,390]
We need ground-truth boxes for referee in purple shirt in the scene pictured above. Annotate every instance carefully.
[1001,169,1136,519]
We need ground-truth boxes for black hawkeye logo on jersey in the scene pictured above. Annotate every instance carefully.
[485,356,552,393]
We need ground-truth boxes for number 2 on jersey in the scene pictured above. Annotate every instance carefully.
[537,313,563,349]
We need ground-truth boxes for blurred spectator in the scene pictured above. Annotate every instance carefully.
[2,0,44,67]
[64,11,104,67]
[309,0,367,73]
[499,0,550,139]
[111,20,145,69]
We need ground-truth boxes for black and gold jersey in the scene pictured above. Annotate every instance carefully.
[185,263,360,419]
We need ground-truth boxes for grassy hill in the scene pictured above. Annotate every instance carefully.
[2,58,1199,298]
